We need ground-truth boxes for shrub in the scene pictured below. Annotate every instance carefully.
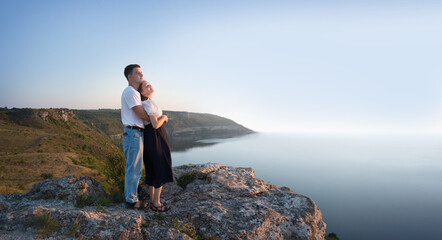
[40,173,54,179]
[107,189,125,203]
[47,116,62,127]
[77,133,86,140]
[176,171,196,188]
[17,183,25,190]
[84,156,98,169]
[104,152,125,193]
[95,195,112,206]
[326,233,340,240]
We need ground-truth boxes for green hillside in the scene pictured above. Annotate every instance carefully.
[0,108,123,194]
[0,108,253,194]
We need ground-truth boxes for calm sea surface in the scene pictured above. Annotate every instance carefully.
[171,133,442,240]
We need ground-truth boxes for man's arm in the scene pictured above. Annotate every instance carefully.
[132,105,151,122]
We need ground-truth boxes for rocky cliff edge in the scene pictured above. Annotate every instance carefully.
[0,163,326,240]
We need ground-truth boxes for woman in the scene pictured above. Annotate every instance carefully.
[138,80,173,212]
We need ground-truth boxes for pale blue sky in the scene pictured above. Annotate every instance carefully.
[1,0,442,133]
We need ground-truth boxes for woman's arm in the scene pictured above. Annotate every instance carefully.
[149,115,168,129]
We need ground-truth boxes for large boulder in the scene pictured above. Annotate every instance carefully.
[25,176,105,201]
[0,163,326,240]
[154,163,326,239]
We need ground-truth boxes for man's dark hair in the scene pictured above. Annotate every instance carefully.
[124,64,141,80]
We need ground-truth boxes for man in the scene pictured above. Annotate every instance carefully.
[121,64,150,209]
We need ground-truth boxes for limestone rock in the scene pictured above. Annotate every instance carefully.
[38,111,48,121]
[36,109,75,122]
[23,176,104,202]
[0,163,326,239]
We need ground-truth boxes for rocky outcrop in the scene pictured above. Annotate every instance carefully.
[0,108,74,129]
[23,176,105,202]
[0,163,326,240]
[37,109,75,122]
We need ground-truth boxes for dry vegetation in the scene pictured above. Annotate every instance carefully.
[0,109,121,194]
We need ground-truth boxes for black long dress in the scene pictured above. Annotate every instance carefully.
[143,124,174,188]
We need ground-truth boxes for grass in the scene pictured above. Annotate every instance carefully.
[176,165,193,170]
[96,205,106,213]
[74,188,125,208]
[26,212,59,237]
[172,217,220,240]
[70,217,81,237]
[142,212,165,229]
[75,194,112,208]
[142,217,151,228]
[173,218,199,239]
[0,108,122,194]
[72,156,99,169]
[152,212,166,221]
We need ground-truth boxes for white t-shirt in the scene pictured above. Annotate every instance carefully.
[121,86,144,128]
[141,99,162,125]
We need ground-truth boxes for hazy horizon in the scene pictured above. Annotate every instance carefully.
[1,0,441,134]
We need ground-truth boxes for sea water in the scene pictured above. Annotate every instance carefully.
[171,133,442,240]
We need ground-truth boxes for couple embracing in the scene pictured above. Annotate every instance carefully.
[121,64,173,212]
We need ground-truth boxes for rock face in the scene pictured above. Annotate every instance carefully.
[0,163,326,240]
[24,176,105,202]
[37,109,75,122]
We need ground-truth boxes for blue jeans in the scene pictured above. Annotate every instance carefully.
[122,128,144,203]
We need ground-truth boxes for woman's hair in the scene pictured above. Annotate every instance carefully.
[138,81,148,101]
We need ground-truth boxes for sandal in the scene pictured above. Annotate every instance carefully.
[151,204,171,212]
[150,201,168,206]
[126,200,149,210]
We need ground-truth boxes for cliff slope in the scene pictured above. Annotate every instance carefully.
[0,163,326,240]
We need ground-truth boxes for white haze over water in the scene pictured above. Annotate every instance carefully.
[172,133,442,240]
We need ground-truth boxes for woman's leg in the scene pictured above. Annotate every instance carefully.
[149,185,155,203]
[150,185,170,212]
[153,186,163,207]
